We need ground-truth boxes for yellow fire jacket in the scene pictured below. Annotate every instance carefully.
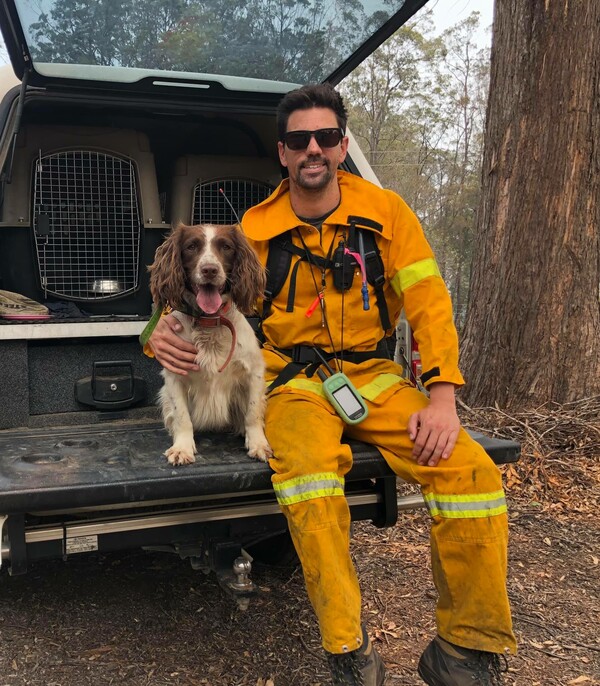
[242,170,464,389]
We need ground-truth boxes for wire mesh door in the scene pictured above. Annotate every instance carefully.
[32,150,142,301]
[193,178,273,224]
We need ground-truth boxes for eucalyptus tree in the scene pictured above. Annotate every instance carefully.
[461,0,600,408]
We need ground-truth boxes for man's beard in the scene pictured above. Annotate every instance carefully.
[293,157,334,190]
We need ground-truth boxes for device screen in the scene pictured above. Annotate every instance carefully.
[332,384,364,417]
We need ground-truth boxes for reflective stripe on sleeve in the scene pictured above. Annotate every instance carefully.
[273,472,345,505]
[423,490,507,519]
[391,257,441,296]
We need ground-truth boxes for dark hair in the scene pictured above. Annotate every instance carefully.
[276,83,348,142]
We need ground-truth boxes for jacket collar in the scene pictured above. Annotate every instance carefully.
[242,170,392,241]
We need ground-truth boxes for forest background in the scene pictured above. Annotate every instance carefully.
[340,7,487,329]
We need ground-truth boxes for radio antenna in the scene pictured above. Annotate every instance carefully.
[219,187,242,225]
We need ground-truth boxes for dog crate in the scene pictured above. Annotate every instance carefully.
[32,150,142,301]
[0,125,163,313]
[170,155,281,226]
[193,177,272,225]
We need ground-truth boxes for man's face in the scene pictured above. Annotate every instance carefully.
[278,107,348,192]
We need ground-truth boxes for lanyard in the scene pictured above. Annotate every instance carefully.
[295,226,339,319]
[295,226,344,371]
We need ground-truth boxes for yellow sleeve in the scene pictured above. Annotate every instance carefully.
[386,192,464,388]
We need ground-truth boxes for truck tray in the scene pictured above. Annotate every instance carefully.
[0,421,520,514]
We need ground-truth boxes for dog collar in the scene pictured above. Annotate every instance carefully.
[192,305,236,372]
[139,302,234,372]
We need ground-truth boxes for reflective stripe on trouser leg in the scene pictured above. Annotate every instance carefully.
[266,390,363,654]
[344,376,517,655]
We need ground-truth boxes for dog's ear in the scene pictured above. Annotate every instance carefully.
[229,225,266,315]
[148,223,187,309]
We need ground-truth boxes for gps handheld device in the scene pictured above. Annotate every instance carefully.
[319,370,368,425]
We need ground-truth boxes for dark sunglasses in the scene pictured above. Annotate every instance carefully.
[283,127,344,151]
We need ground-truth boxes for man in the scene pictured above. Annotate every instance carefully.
[148,84,516,686]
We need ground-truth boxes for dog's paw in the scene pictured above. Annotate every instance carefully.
[246,437,273,463]
[165,445,196,466]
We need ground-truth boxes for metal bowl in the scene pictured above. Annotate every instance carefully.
[89,279,123,294]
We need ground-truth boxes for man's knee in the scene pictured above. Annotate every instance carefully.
[432,432,505,494]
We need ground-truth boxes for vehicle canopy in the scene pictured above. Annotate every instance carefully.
[0,0,429,93]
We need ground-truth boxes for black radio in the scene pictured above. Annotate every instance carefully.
[332,241,358,292]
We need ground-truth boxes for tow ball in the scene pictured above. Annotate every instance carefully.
[227,556,256,611]
[209,545,257,611]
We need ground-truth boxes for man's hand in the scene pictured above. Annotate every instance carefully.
[407,382,460,467]
[148,314,199,375]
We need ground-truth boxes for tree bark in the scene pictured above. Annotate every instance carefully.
[460,0,600,409]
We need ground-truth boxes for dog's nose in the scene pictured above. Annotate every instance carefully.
[201,264,219,280]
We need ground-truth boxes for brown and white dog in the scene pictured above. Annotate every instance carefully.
[149,223,272,466]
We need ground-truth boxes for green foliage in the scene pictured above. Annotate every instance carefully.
[26,0,372,82]
[341,11,490,328]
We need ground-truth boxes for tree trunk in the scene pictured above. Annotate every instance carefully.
[460,0,600,410]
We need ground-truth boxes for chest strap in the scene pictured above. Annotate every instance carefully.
[262,220,391,334]
[267,339,391,394]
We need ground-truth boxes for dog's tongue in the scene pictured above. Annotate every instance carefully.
[196,286,222,314]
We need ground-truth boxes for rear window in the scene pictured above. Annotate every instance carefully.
[14,0,413,84]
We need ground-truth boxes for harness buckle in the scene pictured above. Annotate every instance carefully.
[291,345,321,365]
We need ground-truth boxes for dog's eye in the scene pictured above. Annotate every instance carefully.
[221,243,233,251]
[185,241,199,252]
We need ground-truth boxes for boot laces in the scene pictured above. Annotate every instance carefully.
[327,651,366,686]
[464,651,508,685]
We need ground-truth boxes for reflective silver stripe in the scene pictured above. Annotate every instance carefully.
[273,472,345,505]
[424,491,507,519]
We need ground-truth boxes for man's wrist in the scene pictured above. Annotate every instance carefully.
[428,382,457,406]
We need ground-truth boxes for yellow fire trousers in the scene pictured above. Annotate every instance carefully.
[265,360,516,656]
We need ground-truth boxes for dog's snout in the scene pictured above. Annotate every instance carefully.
[201,264,220,280]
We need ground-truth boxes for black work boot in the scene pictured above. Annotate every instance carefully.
[327,626,386,685]
[418,636,507,685]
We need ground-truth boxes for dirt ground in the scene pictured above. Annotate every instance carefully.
[0,403,598,686]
